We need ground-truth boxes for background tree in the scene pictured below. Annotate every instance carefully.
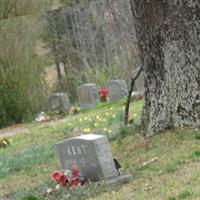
[130,0,200,136]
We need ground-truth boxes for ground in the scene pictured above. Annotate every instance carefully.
[0,100,200,200]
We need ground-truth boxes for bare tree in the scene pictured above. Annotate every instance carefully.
[130,0,200,136]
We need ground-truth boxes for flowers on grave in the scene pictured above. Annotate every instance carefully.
[52,168,86,187]
[98,88,109,102]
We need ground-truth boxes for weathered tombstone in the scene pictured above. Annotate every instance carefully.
[108,80,128,101]
[77,83,99,109]
[56,134,118,181]
[132,67,145,94]
[48,93,70,112]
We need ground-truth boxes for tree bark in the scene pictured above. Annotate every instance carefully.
[131,0,200,136]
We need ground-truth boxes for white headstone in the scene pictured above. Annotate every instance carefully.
[56,134,118,181]
[108,80,128,101]
[48,93,70,112]
[77,83,99,109]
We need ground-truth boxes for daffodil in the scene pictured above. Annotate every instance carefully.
[83,128,91,133]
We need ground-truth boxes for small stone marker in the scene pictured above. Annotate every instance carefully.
[77,83,99,109]
[48,93,70,112]
[108,80,128,101]
[56,134,118,181]
[132,67,145,94]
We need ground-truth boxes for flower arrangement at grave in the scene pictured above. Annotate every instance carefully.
[52,168,87,187]
[98,88,109,102]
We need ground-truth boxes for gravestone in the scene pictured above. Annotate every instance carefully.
[132,67,145,94]
[56,134,118,181]
[48,93,70,112]
[108,80,128,101]
[77,83,99,109]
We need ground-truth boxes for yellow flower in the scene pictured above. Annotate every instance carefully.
[105,112,109,116]
[67,123,71,126]
[79,118,83,122]
[83,128,91,133]
[133,113,137,117]
[84,117,88,121]
[99,118,102,122]
[108,129,112,133]
[94,123,98,127]
[109,107,113,110]
[112,114,116,118]
[3,140,8,145]
[96,115,100,119]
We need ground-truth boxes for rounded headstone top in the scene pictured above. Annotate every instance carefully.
[78,83,97,88]
[75,134,104,141]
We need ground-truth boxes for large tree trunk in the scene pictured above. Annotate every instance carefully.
[131,0,200,136]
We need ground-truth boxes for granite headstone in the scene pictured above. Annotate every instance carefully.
[56,134,118,181]
[77,83,99,109]
[108,80,128,101]
[48,93,70,112]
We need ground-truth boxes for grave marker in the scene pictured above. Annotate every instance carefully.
[48,93,70,112]
[108,80,128,101]
[56,134,118,181]
[77,83,99,109]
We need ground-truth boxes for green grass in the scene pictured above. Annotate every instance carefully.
[178,190,193,199]
[1,99,200,200]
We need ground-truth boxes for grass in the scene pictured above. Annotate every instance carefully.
[0,99,200,200]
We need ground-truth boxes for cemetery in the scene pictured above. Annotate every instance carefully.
[0,98,200,200]
[0,1,199,200]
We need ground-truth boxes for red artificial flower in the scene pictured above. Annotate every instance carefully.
[71,168,80,176]
[70,176,81,186]
[98,88,109,96]
[52,171,68,186]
